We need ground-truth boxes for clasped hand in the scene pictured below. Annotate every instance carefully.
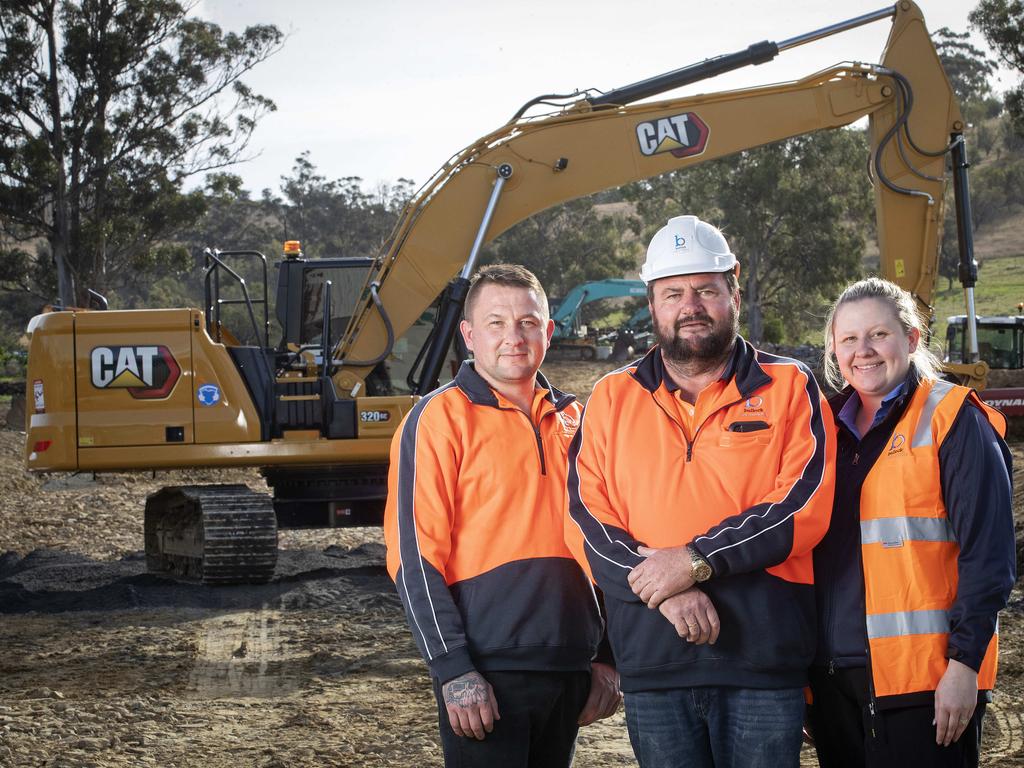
[629,545,719,645]
[628,544,695,609]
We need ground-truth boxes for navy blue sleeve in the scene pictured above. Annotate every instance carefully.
[939,402,1016,674]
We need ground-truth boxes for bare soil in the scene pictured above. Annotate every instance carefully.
[1,360,1022,767]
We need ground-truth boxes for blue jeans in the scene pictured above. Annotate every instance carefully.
[624,686,805,768]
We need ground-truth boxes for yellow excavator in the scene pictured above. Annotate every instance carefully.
[23,1,988,582]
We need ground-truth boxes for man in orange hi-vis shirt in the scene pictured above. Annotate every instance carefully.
[384,264,620,768]
[567,216,836,768]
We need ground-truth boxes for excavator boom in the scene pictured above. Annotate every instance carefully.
[334,1,961,396]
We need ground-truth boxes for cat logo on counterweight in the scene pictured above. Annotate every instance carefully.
[90,345,181,399]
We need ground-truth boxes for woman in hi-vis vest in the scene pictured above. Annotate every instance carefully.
[807,277,1015,768]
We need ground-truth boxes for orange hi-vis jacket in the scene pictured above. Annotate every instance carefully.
[567,340,836,692]
[384,361,602,684]
[860,378,1006,700]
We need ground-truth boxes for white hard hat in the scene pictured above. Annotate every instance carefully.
[639,215,737,284]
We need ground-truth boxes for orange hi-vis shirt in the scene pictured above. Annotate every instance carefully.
[384,361,602,684]
[567,340,836,692]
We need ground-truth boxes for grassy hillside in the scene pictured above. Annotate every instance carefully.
[932,252,1024,353]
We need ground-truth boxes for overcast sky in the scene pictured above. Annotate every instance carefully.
[193,0,1013,196]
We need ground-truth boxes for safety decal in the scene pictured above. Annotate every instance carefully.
[90,345,181,399]
[33,379,44,413]
[635,112,709,159]
[197,384,221,406]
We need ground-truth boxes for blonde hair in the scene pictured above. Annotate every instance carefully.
[822,277,942,391]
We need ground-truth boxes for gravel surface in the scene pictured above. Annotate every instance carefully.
[1,361,1022,767]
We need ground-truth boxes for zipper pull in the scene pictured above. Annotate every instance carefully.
[868,701,876,737]
[852,453,859,466]
[828,660,835,675]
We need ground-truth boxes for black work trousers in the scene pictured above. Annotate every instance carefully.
[432,669,591,768]
[807,665,985,768]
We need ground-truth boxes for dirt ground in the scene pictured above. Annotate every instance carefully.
[1,359,1022,767]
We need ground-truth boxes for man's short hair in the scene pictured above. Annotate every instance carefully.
[464,264,549,320]
[646,269,739,303]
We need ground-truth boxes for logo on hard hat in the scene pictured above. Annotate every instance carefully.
[90,345,181,399]
[674,235,687,250]
[635,112,710,159]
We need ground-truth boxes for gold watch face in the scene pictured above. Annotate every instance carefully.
[693,560,712,582]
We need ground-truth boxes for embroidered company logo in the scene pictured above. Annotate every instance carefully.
[744,396,765,414]
[636,112,710,159]
[888,433,906,456]
[91,345,181,399]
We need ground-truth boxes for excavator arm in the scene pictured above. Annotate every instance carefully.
[551,280,648,339]
[332,0,966,395]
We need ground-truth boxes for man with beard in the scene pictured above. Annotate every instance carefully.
[566,215,836,768]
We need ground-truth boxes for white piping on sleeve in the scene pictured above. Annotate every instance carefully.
[695,359,825,559]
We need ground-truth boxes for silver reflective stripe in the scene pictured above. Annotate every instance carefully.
[911,379,955,448]
[861,516,955,545]
[866,609,950,639]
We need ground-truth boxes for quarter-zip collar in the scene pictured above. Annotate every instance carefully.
[631,336,771,399]
[454,360,577,413]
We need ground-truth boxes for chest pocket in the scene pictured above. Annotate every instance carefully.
[718,421,774,448]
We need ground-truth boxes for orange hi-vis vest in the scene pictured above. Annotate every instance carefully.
[860,378,1007,699]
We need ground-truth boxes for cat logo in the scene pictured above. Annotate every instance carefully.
[635,112,710,159]
[90,345,181,399]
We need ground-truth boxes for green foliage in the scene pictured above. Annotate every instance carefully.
[937,16,1024,294]
[938,111,1024,290]
[622,129,871,343]
[267,152,414,259]
[970,0,1024,135]
[480,197,639,297]
[761,314,785,344]
[0,0,283,309]
[934,27,997,104]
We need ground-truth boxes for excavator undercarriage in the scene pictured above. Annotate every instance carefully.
[144,486,278,584]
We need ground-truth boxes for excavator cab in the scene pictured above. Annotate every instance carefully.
[945,316,1024,371]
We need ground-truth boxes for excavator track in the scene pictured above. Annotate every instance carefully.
[144,485,278,585]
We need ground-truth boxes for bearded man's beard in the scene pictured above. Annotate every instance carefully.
[654,305,739,364]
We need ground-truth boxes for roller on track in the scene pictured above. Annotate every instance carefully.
[144,485,278,585]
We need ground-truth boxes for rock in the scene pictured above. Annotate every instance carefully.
[74,737,108,751]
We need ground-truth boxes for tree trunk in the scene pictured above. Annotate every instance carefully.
[745,248,763,344]
[84,1,115,305]
[42,0,75,307]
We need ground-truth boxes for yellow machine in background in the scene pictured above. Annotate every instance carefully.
[24,1,986,583]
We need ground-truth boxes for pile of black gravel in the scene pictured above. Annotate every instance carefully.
[0,543,392,615]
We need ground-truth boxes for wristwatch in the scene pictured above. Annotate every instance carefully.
[687,544,713,583]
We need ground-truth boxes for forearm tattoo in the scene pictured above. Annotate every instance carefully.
[444,672,488,708]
